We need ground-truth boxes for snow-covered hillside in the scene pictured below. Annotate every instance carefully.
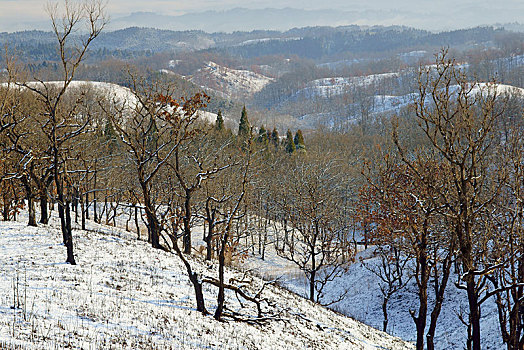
[293,73,400,100]
[0,213,413,349]
[1,81,138,106]
[240,235,505,350]
[188,62,274,99]
[1,81,222,125]
[296,82,524,128]
[234,37,302,46]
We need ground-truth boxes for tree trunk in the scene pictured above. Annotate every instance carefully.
[93,169,99,224]
[2,192,9,221]
[39,195,49,224]
[93,196,98,223]
[413,231,428,350]
[214,232,228,320]
[173,238,207,314]
[134,204,140,240]
[104,196,109,225]
[427,251,452,350]
[189,270,207,313]
[54,146,76,265]
[414,295,427,350]
[58,197,76,265]
[383,294,390,332]
[73,189,78,223]
[80,192,86,231]
[205,223,214,261]
[27,195,37,227]
[466,273,481,350]
[64,200,75,264]
[141,182,161,249]
[2,201,8,221]
[309,269,316,302]
[183,191,192,254]
[309,232,317,302]
[85,191,90,220]
[22,177,37,227]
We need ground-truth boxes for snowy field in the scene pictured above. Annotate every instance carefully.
[0,211,413,349]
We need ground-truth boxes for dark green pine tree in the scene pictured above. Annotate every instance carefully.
[294,129,306,151]
[215,109,224,131]
[238,106,251,137]
[271,128,279,148]
[285,129,296,153]
[257,125,269,144]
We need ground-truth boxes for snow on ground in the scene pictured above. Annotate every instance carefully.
[318,251,504,350]
[296,82,524,128]
[316,59,362,70]
[187,62,274,99]
[1,80,222,126]
[292,73,400,100]
[0,212,413,350]
[1,81,138,107]
[234,37,302,47]
[237,227,506,350]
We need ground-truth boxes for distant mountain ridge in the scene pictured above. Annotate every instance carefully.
[1,25,509,62]
[2,2,524,33]
[109,8,364,33]
[105,6,524,33]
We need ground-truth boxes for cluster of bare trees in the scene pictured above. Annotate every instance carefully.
[0,0,348,326]
[361,49,524,350]
[0,0,267,324]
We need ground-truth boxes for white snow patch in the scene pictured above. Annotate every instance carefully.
[235,37,302,46]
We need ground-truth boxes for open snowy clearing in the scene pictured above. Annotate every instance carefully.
[0,212,413,350]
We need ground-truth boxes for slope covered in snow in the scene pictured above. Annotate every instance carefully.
[0,213,413,349]
[239,231,506,350]
[292,73,401,100]
[188,62,274,99]
[1,81,222,126]
[296,82,524,128]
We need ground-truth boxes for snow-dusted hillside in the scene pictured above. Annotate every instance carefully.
[296,82,524,128]
[187,62,274,99]
[1,81,222,126]
[1,81,138,106]
[234,37,302,46]
[241,235,505,350]
[0,214,413,349]
[292,73,400,100]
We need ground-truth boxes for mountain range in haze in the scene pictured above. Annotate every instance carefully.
[1,6,523,33]
[100,7,524,33]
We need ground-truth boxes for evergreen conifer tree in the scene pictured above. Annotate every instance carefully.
[294,129,306,151]
[258,125,269,144]
[215,109,224,131]
[238,106,251,137]
[271,128,279,148]
[285,129,296,153]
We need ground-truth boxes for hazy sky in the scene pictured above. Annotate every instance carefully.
[1,0,523,32]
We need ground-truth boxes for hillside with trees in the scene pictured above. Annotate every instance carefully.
[1,1,524,350]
